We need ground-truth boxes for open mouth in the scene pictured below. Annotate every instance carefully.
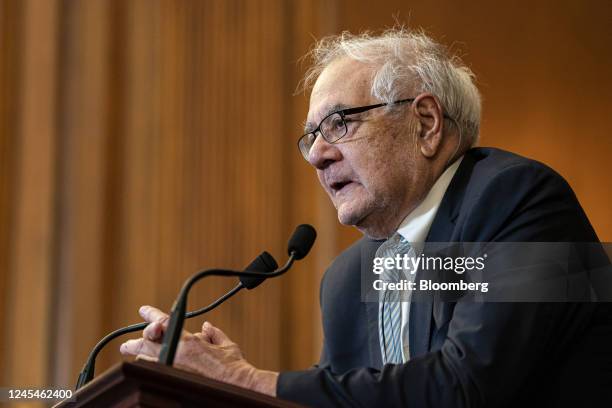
[330,180,352,194]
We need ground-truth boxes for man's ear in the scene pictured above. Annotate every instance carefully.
[412,93,444,158]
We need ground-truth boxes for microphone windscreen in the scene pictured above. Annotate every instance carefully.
[240,251,278,290]
[287,224,317,260]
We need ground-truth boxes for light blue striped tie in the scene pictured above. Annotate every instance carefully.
[378,233,412,364]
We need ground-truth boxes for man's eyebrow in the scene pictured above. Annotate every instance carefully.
[303,103,351,133]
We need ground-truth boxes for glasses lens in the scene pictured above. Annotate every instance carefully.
[321,113,347,143]
[298,132,316,160]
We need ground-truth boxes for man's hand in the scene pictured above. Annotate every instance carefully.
[119,305,278,396]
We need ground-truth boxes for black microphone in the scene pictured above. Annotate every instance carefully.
[75,251,278,390]
[288,224,317,260]
[159,224,317,366]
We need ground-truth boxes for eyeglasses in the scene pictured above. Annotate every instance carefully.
[297,98,415,160]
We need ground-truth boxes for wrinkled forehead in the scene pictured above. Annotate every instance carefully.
[306,59,375,127]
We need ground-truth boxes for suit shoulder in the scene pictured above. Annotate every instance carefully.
[466,147,573,195]
[333,236,372,263]
[322,237,370,282]
[469,147,564,177]
[457,148,596,241]
[320,237,380,293]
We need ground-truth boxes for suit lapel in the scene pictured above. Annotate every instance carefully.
[409,152,477,357]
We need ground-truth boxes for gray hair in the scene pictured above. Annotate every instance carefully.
[300,28,482,145]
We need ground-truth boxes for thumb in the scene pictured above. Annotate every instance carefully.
[202,321,232,346]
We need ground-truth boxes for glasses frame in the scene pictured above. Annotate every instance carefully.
[298,98,415,160]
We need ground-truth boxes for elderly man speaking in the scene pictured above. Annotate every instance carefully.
[121,29,612,407]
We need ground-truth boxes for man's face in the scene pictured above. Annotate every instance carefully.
[305,58,432,239]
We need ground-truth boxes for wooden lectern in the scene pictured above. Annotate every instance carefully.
[54,360,303,407]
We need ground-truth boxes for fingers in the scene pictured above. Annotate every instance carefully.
[120,338,161,358]
[143,320,165,342]
[201,321,232,346]
[140,305,169,342]
[139,305,168,323]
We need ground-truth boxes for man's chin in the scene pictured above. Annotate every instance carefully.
[336,205,364,227]
[336,207,393,240]
[336,206,380,236]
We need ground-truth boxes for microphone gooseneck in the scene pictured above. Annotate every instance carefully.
[158,256,296,365]
[159,224,317,366]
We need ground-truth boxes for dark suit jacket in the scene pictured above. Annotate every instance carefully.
[277,148,612,407]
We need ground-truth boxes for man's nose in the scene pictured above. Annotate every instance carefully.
[307,133,342,169]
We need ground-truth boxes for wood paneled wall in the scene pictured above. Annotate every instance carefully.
[2,0,60,394]
[0,0,336,392]
[0,0,610,394]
